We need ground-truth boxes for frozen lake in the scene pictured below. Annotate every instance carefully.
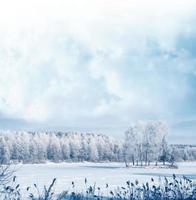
[14,162,196,195]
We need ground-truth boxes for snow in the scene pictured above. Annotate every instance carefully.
[14,162,196,196]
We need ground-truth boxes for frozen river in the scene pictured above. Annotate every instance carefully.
[14,162,196,195]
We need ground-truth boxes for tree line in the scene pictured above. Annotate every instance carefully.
[0,121,195,164]
[0,131,123,164]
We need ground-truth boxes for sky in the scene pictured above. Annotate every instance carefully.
[0,0,196,144]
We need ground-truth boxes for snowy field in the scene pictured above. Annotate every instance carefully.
[14,162,196,195]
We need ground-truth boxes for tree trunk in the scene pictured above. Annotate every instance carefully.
[132,155,135,166]
[124,158,130,168]
[145,151,148,166]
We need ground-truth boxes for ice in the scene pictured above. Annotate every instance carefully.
[14,162,196,196]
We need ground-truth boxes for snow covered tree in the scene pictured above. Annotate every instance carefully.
[159,136,169,165]
[124,120,169,166]
[69,139,81,161]
[0,137,10,164]
[47,135,62,162]
[61,140,70,160]
[88,139,99,161]
[124,126,138,166]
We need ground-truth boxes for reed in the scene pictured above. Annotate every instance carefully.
[0,174,195,200]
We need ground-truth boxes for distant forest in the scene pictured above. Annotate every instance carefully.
[0,129,195,164]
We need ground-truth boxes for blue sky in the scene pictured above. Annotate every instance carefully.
[0,0,196,143]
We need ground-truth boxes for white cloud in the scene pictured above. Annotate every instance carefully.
[0,0,196,127]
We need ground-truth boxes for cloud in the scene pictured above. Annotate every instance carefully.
[0,0,196,129]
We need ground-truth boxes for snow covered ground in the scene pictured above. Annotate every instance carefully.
[14,162,196,196]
